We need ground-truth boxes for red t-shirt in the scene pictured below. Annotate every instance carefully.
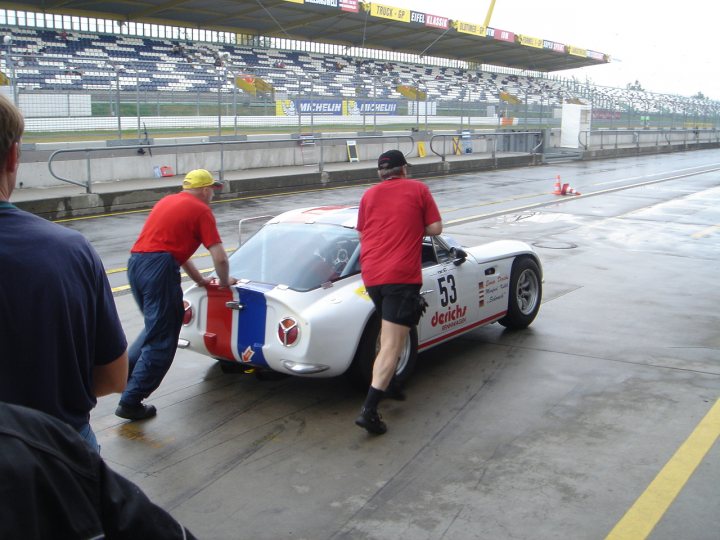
[357,178,441,286]
[131,191,222,265]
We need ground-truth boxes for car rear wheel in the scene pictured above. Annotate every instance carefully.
[217,359,247,373]
[347,316,418,388]
[498,256,542,330]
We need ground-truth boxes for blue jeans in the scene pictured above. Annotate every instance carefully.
[121,252,184,406]
[78,423,100,453]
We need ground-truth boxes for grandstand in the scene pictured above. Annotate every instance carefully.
[0,2,718,140]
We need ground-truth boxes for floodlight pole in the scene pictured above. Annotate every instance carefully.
[217,67,223,137]
[135,67,141,140]
[372,75,377,131]
[114,66,121,139]
[3,35,17,105]
[231,69,238,136]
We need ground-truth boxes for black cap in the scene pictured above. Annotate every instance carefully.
[377,149,408,170]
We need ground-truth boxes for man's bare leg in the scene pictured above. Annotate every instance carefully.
[371,320,410,390]
[356,320,410,435]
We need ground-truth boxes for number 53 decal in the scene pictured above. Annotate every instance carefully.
[437,275,457,307]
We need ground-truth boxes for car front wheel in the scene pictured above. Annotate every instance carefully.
[347,316,418,388]
[498,256,542,330]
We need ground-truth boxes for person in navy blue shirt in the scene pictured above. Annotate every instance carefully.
[0,95,128,452]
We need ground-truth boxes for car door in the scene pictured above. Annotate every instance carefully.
[418,237,481,350]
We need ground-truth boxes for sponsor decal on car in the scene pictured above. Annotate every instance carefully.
[431,304,468,332]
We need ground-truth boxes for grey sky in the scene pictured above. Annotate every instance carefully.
[388,0,715,99]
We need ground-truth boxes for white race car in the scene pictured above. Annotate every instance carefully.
[178,206,542,386]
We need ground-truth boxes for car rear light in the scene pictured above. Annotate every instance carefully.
[277,317,299,347]
[182,300,193,325]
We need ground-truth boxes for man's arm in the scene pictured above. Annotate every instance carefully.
[181,259,210,286]
[207,243,236,288]
[425,220,443,236]
[93,351,128,397]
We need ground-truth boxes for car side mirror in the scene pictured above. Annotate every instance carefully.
[451,247,467,266]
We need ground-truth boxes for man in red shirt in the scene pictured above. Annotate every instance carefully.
[116,169,236,420]
[355,150,442,435]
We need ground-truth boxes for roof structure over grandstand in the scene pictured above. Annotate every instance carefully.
[1,0,609,72]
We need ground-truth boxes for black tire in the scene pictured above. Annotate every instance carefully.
[347,315,418,388]
[498,256,542,330]
[217,359,247,374]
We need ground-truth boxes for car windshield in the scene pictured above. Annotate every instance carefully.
[228,222,361,291]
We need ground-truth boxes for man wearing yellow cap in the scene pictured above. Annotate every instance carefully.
[116,169,236,420]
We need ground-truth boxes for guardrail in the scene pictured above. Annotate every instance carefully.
[578,128,720,153]
[47,134,415,193]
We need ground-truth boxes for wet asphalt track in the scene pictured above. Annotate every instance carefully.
[63,149,720,540]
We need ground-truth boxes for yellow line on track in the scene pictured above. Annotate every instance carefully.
[691,224,720,239]
[111,266,214,294]
[605,398,720,540]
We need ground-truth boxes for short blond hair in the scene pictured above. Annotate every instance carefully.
[0,94,24,168]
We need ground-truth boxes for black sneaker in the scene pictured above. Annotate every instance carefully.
[115,401,157,421]
[355,407,387,435]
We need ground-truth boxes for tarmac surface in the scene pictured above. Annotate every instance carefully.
[13,149,720,539]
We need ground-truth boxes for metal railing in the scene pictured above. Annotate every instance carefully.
[429,131,542,164]
[578,128,720,152]
[47,133,415,192]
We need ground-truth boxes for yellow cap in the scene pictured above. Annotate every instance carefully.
[182,169,223,189]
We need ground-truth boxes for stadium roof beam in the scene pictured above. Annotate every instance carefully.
[1,0,609,73]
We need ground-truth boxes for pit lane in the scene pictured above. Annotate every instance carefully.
[66,149,719,540]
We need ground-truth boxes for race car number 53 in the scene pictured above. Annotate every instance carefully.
[438,275,457,307]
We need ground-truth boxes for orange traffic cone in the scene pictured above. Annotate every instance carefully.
[560,183,581,196]
[553,175,563,195]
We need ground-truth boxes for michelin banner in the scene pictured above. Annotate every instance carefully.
[344,100,398,115]
[276,99,398,116]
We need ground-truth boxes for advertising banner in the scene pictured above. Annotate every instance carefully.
[344,100,398,115]
[304,0,338,7]
[543,40,566,53]
[452,20,485,37]
[339,0,359,12]
[491,28,515,43]
[276,100,344,116]
[567,45,587,57]
[518,35,543,49]
[370,3,411,22]
[410,11,449,29]
[277,100,400,116]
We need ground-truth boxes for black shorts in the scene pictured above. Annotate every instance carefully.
[366,283,422,328]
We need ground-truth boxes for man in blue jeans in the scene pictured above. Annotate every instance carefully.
[116,169,236,420]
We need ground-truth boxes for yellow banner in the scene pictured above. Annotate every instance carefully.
[452,20,485,37]
[500,91,521,105]
[518,35,543,49]
[567,45,587,57]
[282,0,304,3]
[396,85,427,101]
[370,3,411,22]
[276,100,297,116]
[236,75,273,97]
